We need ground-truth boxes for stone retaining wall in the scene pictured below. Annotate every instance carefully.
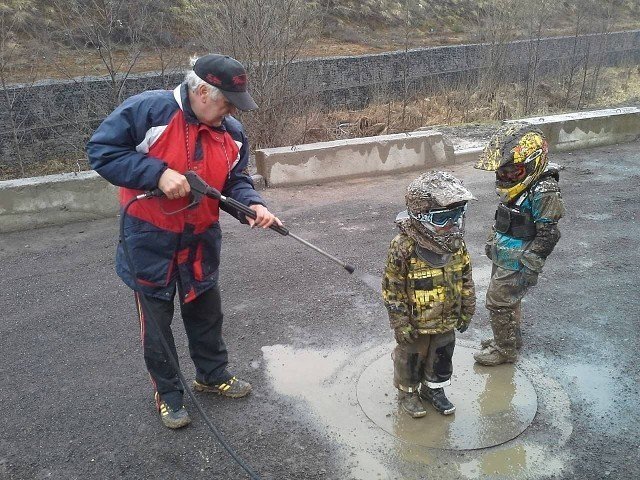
[1,30,639,168]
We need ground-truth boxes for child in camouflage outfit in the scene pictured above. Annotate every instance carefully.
[382,171,476,418]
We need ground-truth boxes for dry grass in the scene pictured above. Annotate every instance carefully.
[1,65,639,181]
[292,65,640,147]
[0,158,86,181]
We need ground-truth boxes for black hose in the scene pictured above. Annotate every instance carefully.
[120,195,261,480]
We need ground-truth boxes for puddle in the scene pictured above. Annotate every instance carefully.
[262,342,573,479]
[560,362,625,432]
[457,444,565,479]
[357,347,537,450]
[575,213,613,221]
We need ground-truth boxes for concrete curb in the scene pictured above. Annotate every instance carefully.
[255,130,453,187]
[514,107,640,152]
[453,147,483,164]
[0,171,118,233]
[1,108,639,233]
[0,172,265,233]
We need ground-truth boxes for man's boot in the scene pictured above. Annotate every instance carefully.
[156,392,191,429]
[193,376,252,398]
[419,385,455,415]
[398,391,427,418]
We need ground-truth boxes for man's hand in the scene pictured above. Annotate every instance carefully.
[519,266,539,287]
[158,169,190,199]
[247,204,282,229]
[394,325,416,345]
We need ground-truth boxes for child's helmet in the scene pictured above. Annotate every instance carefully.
[476,122,549,202]
[401,171,473,253]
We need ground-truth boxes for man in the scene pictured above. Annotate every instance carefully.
[473,123,565,366]
[382,171,476,418]
[87,54,280,429]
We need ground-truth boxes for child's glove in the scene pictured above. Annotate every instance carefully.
[394,325,416,344]
[456,314,471,333]
[519,266,539,287]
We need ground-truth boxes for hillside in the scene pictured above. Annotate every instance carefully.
[2,0,640,180]
[1,0,639,82]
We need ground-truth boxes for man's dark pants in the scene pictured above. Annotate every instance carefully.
[134,285,230,409]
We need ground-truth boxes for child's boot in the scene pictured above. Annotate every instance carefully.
[420,385,455,415]
[398,391,427,418]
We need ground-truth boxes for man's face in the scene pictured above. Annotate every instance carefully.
[192,85,238,127]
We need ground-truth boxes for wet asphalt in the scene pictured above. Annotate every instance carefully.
[0,141,639,479]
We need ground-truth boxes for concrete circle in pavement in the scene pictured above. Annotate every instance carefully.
[356,345,538,450]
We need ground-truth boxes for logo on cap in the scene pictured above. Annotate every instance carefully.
[205,74,223,86]
[232,74,247,88]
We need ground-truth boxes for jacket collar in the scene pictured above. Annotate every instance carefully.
[174,83,199,125]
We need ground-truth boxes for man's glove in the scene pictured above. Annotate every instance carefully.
[394,325,416,344]
[519,266,539,287]
[484,243,492,259]
[456,314,471,333]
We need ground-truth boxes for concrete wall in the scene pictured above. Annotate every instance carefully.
[515,107,640,152]
[0,171,118,232]
[256,131,453,187]
[1,108,639,233]
[255,108,640,187]
[2,30,640,169]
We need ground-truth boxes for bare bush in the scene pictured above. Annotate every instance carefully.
[188,0,320,149]
[521,0,558,114]
[473,0,523,102]
[50,0,153,107]
[0,8,41,177]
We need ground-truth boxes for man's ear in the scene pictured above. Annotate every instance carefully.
[197,84,209,103]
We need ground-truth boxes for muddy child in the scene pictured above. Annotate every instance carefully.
[382,171,476,418]
[473,123,565,366]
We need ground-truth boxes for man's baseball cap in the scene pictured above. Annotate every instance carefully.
[193,54,258,111]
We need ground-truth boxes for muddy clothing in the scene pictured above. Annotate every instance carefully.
[484,171,564,358]
[392,331,455,391]
[484,265,528,358]
[486,172,564,273]
[383,233,475,391]
[383,233,475,334]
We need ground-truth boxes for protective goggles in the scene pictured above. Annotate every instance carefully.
[409,204,467,227]
[496,148,542,182]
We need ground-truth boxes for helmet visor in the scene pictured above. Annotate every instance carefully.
[409,204,467,228]
[496,163,527,183]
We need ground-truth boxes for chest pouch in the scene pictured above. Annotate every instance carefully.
[413,277,434,291]
[494,204,537,240]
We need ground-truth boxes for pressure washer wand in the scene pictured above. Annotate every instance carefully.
[185,171,355,274]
